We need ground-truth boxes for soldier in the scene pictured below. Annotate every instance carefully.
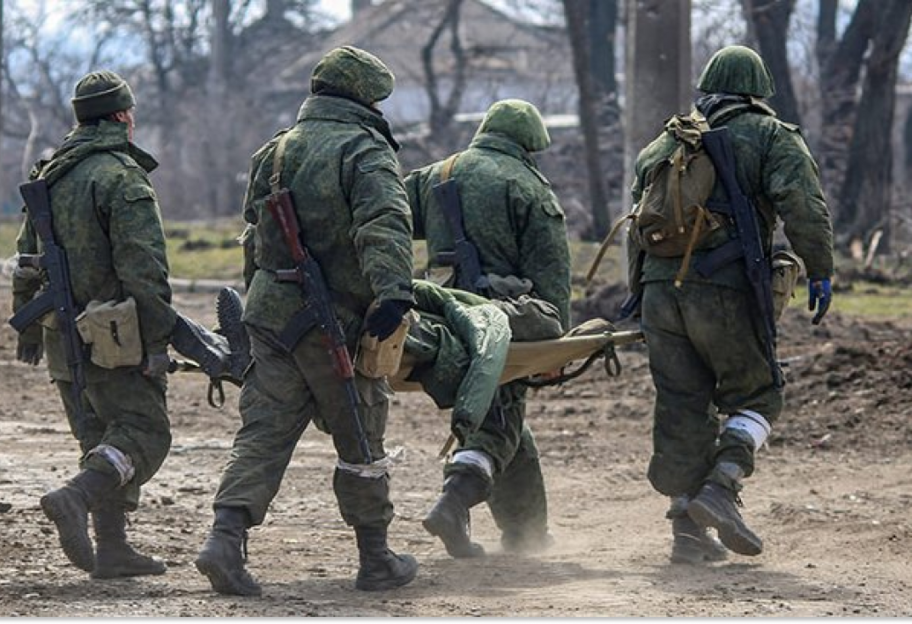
[404,99,572,557]
[630,46,834,562]
[194,46,418,595]
[12,70,176,578]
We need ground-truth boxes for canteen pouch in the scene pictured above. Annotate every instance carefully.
[770,250,803,322]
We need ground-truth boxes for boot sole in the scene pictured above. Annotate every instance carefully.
[422,515,485,558]
[92,562,167,579]
[687,500,763,556]
[355,559,418,591]
[195,556,262,597]
[40,494,95,572]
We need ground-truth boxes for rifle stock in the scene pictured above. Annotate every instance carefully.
[701,128,782,388]
[432,179,489,294]
[265,188,373,464]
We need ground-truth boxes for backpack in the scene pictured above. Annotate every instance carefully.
[586,111,722,289]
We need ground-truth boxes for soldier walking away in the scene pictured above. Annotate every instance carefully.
[11,70,178,579]
[404,99,572,558]
[629,46,834,563]
[194,46,418,596]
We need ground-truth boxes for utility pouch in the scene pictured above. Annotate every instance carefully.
[76,297,143,368]
[356,307,414,379]
[770,250,803,322]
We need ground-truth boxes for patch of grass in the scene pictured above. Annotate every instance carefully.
[0,220,22,257]
[825,282,912,319]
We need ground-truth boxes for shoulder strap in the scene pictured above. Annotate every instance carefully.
[269,131,292,195]
[439,152,461,183]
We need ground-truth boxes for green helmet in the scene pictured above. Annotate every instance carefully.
[474,99,551,152]
[71,70,136,122]
[310,45,395,106]
[697,45,776,98]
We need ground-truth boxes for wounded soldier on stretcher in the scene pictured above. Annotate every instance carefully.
[360,278,642,444]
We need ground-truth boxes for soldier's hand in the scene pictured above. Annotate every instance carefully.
[808,277,832,325]
[142,352,171,377]
[16,338,43,366]
[365,299,412,341]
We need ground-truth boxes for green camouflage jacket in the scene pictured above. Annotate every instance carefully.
[632,97,835,287]
[242,94,414,340]
[405,133,571,329]
[13,121,175,381]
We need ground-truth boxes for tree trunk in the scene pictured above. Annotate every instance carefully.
[816,0,877,205]
[744,0,800,125]
[205,0,232,216]
[563,0,610,239]
[421,0,466,140]
[836,0,912,253]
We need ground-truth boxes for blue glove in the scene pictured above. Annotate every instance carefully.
[365,300,412,341]
[808,278,832,325]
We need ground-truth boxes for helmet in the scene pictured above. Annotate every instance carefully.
[310,45,395,106]
[697,45,775,98]
[474,99,551,152]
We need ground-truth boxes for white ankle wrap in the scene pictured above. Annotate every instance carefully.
[451,450,494,479]
[87,444,135,486]
[337,456,393,479]
[725,410,772,450]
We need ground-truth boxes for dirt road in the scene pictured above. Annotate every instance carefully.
[1,286,911,617]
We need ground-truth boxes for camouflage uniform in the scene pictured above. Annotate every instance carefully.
[12,71,174,577]
[405,99,571,556]
[195,46,418,595]
[631,46,834,560]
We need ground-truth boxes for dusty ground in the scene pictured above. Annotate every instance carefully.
[1,281,911,617]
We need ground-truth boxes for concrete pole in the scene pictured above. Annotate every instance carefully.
[620,0,690,288]
[623,0,691,212]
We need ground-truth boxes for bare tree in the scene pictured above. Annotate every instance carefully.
[742,0,801,125]
[562,0,610,239]
[421,0,467,139]
[836,0,912,252]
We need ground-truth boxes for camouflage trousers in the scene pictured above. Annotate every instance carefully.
[640,279,784,497]
[446,381,548,542]
[56,370,171,511]
[213,325,395,529]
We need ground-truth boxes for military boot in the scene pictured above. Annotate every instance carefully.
[687,482,763,556]
[354,526,418,591]
[666,496,727,564]
[422,472,489,558]
[40,469,119,572]
[216,287,251,384]
[91,506,167,579]
[195,507,262,596]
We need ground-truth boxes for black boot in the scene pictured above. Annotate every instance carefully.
[354,526,418,591]
[91,506,167,579]
[40,469,119,572]
[216,287,251,384]
[687,482,763,556]
[195,507,262,596]
[667,496,727,564]
[422,472,489,558]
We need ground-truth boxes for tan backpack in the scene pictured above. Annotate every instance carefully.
[587,111,722,288]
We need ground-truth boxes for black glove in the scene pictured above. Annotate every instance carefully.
[143,352,172,377]
[16,338,43,366]
[365,299,412,341]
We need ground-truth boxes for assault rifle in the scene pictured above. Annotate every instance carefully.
[265,187,373,464]
[432,178,490,295]
[9,179,91,432]
[700,127,782,388]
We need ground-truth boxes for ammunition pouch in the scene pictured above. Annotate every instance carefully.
[770,250,803,322]
[356,307,414,379]
[76,298,143,369]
